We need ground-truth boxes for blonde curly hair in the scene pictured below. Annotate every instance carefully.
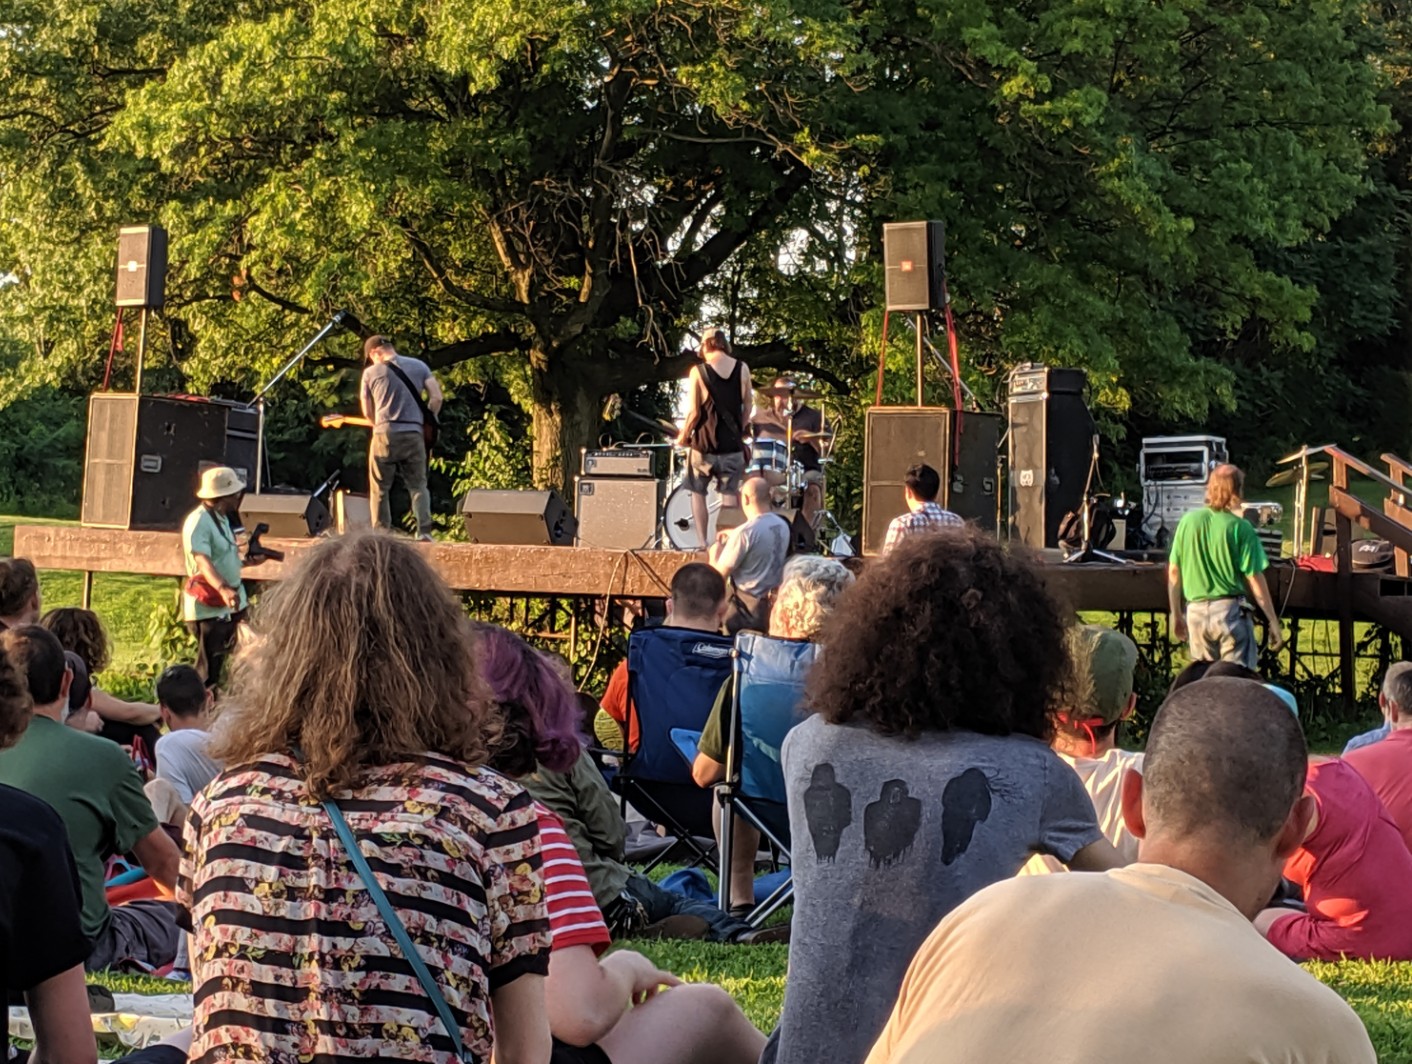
[770,555,854,640]
[209,530,499,799]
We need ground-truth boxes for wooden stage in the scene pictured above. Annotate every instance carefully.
[13,525,1412,635]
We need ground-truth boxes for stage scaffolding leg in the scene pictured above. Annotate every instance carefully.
[1336,511,1355,713]
[81,571,93,610]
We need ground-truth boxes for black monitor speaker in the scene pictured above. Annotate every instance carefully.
[115,226,168,309]
[1006,365,1094,549]
[882,221,946,312]
[461,489,577,546]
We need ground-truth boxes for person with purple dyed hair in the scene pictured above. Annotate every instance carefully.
[475,624,768,1064]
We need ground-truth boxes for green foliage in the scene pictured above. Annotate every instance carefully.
[0,389,86,516]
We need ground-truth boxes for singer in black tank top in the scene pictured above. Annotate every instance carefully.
[676,331,753,546]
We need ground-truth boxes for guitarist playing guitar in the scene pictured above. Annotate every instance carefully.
[358,334,443,540]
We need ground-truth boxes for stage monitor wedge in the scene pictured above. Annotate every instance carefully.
[239,493,331,538]
[461,489,577,546]
[861,406,1001,554]
[115,225,168,309]
[883,221,946,312]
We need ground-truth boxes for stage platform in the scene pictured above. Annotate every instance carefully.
[12,525,1412,632]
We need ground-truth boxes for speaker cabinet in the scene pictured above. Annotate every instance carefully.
[1006,365,1094,549]
[81,393,257,531]
[862,407,1001,554]
[239,493,331,538]
[575,477,662,550]
[461,489,577,546]
[883,221,946,312]
[333,490,372,534]
[115,226,168,309]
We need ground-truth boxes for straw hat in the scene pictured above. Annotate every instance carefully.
[196,466,246,500]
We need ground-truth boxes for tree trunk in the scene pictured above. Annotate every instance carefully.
[530,361,604,493]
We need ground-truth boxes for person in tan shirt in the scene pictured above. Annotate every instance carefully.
[866,678,1375,1064]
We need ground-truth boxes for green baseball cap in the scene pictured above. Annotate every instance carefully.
[1064,624,1139,723]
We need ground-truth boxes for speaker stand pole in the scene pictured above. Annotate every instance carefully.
[914,312,925,405]
[134,307,149,394]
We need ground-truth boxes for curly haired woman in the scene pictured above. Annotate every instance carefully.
[763,527,1123,1064]
[183,532,551,1064]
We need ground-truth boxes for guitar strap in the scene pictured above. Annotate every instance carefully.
[385,359,438,432]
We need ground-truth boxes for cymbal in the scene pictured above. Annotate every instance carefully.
[759,384,823,400]
[794,430,835,443]
[1266,462,1331,488]
[1276,444,1336,465]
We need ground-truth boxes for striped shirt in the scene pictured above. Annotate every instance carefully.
[534,804,611,954]
[882,501,964,555]
[179,753,550,1064]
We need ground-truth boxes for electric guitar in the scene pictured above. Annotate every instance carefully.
[320,414,374,430]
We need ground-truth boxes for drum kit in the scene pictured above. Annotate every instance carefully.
[659,380,851,552]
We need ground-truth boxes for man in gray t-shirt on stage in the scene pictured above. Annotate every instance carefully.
[709,476,790,633]
[359,334,444,539]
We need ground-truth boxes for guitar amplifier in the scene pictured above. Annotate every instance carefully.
[581,448,656,478]
[576,477,662,550]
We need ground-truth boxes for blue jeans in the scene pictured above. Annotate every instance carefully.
[625,873,751,942]
[1186,597,1257,669]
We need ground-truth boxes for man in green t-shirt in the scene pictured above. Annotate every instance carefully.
[0,626,182,971]
[1167,464,1284,670]
[182,465,250,688]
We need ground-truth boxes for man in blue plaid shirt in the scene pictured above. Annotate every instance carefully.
[882,463,963,555]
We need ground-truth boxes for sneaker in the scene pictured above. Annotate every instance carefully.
[634,914,711,941]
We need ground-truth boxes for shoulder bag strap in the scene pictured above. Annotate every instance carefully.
[385,359,438,427]
[321,798,470,1062]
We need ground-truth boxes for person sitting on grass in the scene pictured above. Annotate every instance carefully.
[598,564,729,753]
[0,625,183,972]
[41,608,163,750]
[480,623,769,1064]
[0,638,99,1064]
[1341,663,1412,797]
[153,664,219,808]
[0,557,41,632]
[187,531,551,1064]
[762,528,1122,1064]
[692,555,853,916]
[1256,754,1412,961]
[479,623,760,944]
[863,679,1375,1064]
[1023,624,1143,874]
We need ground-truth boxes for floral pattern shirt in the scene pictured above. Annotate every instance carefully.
[179,752,550,1063]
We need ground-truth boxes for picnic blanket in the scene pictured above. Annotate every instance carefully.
[9,993,191,1052]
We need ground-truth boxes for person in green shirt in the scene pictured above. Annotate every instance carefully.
[182,465,250,688]
[0,625,182,971]
[1167,464,1285,670]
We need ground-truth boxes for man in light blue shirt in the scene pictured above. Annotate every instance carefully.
[181,466,248,687]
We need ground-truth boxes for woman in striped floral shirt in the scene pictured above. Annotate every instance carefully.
[181,532,551,1064]
[477,624,767,1064]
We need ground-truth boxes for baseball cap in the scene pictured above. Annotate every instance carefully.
[64,651,92,712]
[1063,624,1139,724]
[363,334,392,359]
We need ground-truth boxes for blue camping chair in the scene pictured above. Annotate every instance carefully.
[718,632,819,924]
[619,625,735,870]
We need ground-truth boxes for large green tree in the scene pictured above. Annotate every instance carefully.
[0,0,1394,502]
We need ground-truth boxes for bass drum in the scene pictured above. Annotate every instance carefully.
[663,483,722,550]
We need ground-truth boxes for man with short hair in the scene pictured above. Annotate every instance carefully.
[710,476,790,634]
[153,664,220,809]
[1023,625,1143,874]
[360,334,443,539]
[182,465,249,688]
[864,678,1375,1064]
[0,626,184,972]
[1168,463,1284,667]
[882,464,961,556]
[0,557,40,631]
[1342,663,1412,849]
[599,563,730,752]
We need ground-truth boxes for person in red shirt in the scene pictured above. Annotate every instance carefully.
[599,564,728,752]
[1342,662,1412,852]
[483,623,768,1064]
[1257,757,1412,960]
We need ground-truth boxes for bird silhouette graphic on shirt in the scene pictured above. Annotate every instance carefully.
[940,767,994,864]
[864,779,923,868]
[803,762,852,862]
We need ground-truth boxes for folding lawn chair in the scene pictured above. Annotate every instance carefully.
[618,625,735,871]
[718,631,819,924]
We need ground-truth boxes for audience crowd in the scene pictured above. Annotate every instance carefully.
[0,514,1406,1064]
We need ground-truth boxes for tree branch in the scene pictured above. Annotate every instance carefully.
[247,278,310,315]
[398,219,525,317]
[422,329,527,370]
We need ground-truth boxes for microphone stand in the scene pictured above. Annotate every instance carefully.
[247,310,359,493]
